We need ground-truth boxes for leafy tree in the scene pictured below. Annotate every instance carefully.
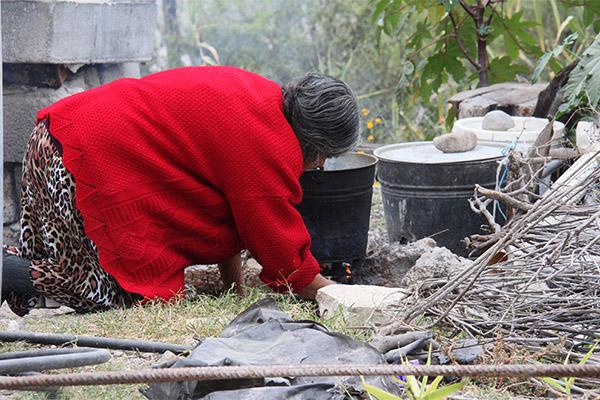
[374,0,539,100]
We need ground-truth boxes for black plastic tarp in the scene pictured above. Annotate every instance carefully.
[143,298,401,399]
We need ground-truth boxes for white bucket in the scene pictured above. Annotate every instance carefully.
[452,116,565,148]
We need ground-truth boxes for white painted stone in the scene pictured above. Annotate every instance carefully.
[316,284,409,326]
[575,121,600,153]
[432,131,478,153]
[481,110,516,131]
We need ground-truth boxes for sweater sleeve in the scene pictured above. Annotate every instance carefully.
[228,195,321,293]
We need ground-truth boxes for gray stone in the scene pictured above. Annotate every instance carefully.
[3,84,83,162]
[353,238,437,287]
[481,110,516,131]
[2,0,156,64]
[451,338,483,364]
[3,163,20,225]
[316,284,410,326]
[401,247,469,288]
[433,131,478,153]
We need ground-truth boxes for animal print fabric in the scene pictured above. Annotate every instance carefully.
[5,122,141,316]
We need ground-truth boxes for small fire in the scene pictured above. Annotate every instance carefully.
[343,262,352,281]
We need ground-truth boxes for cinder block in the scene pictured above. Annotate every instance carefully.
[97,63,142,84]
[2,0,156,63]
[3,163,20,225]
[3,62,142,163]
[3,84,83,163]
[3,64,69,88]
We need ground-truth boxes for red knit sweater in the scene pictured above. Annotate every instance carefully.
[36,66,320,299]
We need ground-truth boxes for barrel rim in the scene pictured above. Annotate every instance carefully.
[373,141,504,165]
[305,152,379,173]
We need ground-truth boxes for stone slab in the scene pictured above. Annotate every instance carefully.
[316,284,409,326]
[449,82,547,119]
[2,0,156,63]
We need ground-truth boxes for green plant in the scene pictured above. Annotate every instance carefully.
[373,0,537,98]
[559,32,600,118]
[361,344,467,400]
[541,342,598,398]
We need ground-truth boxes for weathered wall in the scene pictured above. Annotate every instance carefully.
[2,0,157,244]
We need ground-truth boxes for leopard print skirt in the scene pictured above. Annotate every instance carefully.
[4,122,140,316]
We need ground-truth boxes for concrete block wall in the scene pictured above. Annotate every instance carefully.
[2,0,157,245]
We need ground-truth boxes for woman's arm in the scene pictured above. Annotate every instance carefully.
[295,273,335,300]
[218,253,245,296]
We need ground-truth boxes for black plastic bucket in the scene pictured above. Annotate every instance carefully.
[297,153,378,263]
[374,142,502,256]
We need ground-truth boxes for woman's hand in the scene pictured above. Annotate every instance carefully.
[296,273,335,300]
[218,253,246,296]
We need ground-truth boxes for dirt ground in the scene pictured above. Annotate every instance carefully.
[0,187,519,399]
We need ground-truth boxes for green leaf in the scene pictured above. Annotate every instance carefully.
[532,52,553,83]
[563,33,600,108]
[427,4,445,23]
[439,0,457,12]
[579,341,598,365]
[541,377,567,394]
[444,56,466,81]
[425,375,444,395]
[362,383,402,400]
[406,375,424,397]
[372,0,392,23]
[488,56,529,84]
[565,376,575,395]
[531,32,578,83]
[503,31,519,60]
[583,6,596,27]
[425,381,467,400]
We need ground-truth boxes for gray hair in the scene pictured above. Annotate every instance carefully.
[282,73,360,164]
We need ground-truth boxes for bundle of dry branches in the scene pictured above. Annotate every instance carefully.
[381,133,600,361]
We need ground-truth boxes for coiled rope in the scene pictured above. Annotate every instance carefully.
[2,363,600,389]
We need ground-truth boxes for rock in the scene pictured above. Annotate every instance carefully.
[481,110,516,131]
[433,132,478,153]
[451,338,483,364]
[354,238,437,287]
[400,247,469,288]
[185,258,264,296]
[2,0,156,63]
[316,284,410,326]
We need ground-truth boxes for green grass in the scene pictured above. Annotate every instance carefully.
[15,288,370,344]
[2,288,371,400]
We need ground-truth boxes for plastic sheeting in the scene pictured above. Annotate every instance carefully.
[143,298,401,399]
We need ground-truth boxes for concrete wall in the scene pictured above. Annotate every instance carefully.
[2,0,157,244]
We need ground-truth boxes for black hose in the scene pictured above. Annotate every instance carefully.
[0,331,192,354]
[0,348,110,375]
